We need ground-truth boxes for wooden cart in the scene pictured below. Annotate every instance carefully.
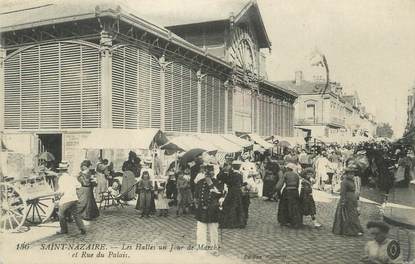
[0,174,56,233]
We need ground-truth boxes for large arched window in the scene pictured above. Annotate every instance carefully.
[4,41,101,130]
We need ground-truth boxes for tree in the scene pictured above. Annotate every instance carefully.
[376,123,394,138]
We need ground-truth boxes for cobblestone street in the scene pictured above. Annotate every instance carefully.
[3,190,413,264]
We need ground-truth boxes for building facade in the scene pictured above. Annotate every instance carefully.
[405,85,415,134]
[277,71,376,140]
[0,0,296,168]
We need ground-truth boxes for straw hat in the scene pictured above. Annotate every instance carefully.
[58,161,70,171]
[344,164,359,172]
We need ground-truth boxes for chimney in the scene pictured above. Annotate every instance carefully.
[335,84,343,96]
[295,71,303,86]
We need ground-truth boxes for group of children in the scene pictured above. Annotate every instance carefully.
[134,169,194,218]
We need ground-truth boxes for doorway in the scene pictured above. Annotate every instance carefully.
[38,134,62,169]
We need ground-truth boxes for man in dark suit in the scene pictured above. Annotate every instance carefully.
[194,164,224,255]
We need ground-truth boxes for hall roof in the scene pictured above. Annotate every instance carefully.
[0,0,232,69]
[151,0,272,49]
[260,80,298,98]
[1,0,271,48]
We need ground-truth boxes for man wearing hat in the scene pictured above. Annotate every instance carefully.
[194,163,224,255]
[56,161,86,235]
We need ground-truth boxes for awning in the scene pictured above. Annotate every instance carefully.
[221,134,253,148]
[242,133,274,149]
[161,135,217,152]
[194,134,242,153]
[79,128,168,149]
[312,136,336,144]
[161,133,248,153]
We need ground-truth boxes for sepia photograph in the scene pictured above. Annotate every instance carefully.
[0,0,414,263]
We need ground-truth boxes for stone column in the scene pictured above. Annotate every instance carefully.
[224,80,230,134]
[256,91,260,134]
[158,55,171,131]
[100,30,113,129]
[196,69,206,133]
[0,38,5,131]
[270,98,274,136]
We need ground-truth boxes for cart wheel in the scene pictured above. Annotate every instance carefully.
[25,196,55,225]
[0,182,27,233]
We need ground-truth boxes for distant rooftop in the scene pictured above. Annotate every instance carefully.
[260,80,298,98]
[275,80,329,95]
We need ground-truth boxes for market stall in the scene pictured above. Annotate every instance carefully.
[79,128,170,199]
[240,133,274,149]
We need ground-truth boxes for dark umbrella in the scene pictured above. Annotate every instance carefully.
[180,148,206,166]
[278,140,291,148]
[38,151,55,161]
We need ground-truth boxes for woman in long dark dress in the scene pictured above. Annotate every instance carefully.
[121,151,140,201]
[77,160,99,220]
[262,162,279,200]
[217,163,246,229]
[276,163,303,228]
[332,164,363,236]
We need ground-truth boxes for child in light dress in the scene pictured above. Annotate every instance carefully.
[176,170,193,216]
[108,180,121,197]
[154,182,169,217]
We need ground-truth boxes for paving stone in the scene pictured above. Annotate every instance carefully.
[25,195,414,264]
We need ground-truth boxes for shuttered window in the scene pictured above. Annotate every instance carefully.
[138,48,151,129]
[282,102,287,136]
[187,66,198,132]
[278,100,283,136]
[40,44,59,129]
[80,44,101,128]
[150,57,161,129]
[4,55,20,129]
[164,62,198,133]
[201,75,226,133]
[227,87,233,132]
[172,62,182,131]
[233,87,252,133]
[165,63,174,132]
[21,46,40,129]
[112,46,138,129]
[273,100,278,135]
[252,93,258,133]
[137,47,161,129]
[4,41,101,130]
[60,43,81,128]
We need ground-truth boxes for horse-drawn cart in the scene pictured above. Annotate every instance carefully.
[0,174,56,232]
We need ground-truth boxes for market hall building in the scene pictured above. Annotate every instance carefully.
[0,0,297,168]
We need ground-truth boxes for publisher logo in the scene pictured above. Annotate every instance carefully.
[387,240,400,260]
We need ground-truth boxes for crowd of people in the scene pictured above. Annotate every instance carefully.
[49,138,413,261]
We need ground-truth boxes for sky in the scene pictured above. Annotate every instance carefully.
[256,0,415,137]
[2,0,414,137]
[124,0,415,137]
